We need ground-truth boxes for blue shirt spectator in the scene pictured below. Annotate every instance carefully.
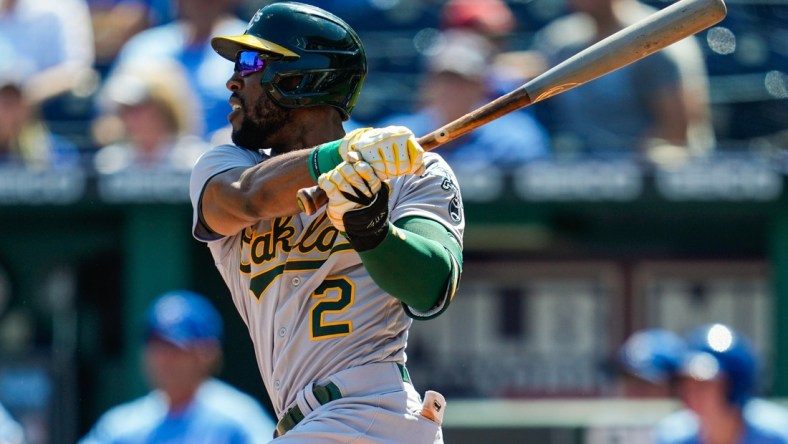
[655,324,788,444]
[79,290,276,444]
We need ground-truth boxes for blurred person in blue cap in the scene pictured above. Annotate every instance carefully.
[617,328,687,398]
[655,323,788,444]
[79,290,276,444]
[586,328,687,444]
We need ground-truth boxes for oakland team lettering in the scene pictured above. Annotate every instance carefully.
[241,214,350,299]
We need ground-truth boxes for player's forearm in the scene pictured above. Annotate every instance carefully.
[236,150,317,219]
[359,217,462,313]
[202,150,316,236]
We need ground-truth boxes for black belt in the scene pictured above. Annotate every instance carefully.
[274,364,411,437]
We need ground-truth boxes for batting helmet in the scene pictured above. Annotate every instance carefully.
[681,323,757,406]
[617,328,687,384]
[211,2,367,121]
[144,290,223,348]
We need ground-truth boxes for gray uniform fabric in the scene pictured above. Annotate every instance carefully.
[190,146,463,442]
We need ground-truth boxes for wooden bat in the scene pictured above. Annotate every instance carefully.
[296,0,727,215]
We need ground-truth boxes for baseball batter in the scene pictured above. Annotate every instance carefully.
[189,2,463,443]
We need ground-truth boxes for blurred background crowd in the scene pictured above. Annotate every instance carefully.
[0,0,785,173]
[0,0,786,442]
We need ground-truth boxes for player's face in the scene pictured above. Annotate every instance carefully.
[226,65,293,150]
[143,338,210,394]
[678,376,729,417]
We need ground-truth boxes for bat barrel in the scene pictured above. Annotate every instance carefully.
[525,0,727,103]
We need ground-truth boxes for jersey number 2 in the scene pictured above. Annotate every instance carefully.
[310,278,354,340]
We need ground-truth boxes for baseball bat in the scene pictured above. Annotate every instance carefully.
[296,0,727,215]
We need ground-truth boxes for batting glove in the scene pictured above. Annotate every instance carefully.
[318,160,390,251]
[309,126,425,182]
[340,126,425,181]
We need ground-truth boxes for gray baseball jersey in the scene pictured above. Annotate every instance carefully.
[189,145,463,419]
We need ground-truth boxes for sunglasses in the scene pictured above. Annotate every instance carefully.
[234,51,269,77]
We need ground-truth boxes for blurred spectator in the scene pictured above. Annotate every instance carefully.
[79,290,276,444]
[92,60,208,174]
[376,29,549,168]
[440,0,516,53]
[87,0,176,70]
[0,73,80,169]
[0,0,95,107]
[0,402,24,444]
[107,0,246,138]
[439,0,543,107]
[616,328,686,399]
[528,0,715,165]
[585,328,687,444]
[656,323,788,444]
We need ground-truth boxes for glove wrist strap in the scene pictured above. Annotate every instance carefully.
[343,185,390,252]
[308,139,343,182]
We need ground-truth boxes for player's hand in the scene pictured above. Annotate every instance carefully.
[318,160,390,251]
[338,126,425,181]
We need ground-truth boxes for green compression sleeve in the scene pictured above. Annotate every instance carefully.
[358,216,463,315]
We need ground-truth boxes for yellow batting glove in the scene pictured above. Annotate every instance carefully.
[339,126,425,181]
[317,160,382,233]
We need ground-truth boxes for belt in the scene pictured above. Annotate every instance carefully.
[275,364,411,437]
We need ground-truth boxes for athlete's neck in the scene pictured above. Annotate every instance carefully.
[269,108,345,154]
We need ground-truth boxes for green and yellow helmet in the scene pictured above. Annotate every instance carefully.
[211,2,367,121]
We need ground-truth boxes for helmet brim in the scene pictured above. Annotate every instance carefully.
[211,34,300,61]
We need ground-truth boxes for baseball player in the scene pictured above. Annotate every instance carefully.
[655,323,788,444]
[79,290,277,444]
[586,329,688,444]
[189,2,463,443]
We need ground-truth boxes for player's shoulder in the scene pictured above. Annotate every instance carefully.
[419,153,461,187]
[653,409,699,444]
[193,144,267,171]
[745,399,788,439]
[81,392,167,442]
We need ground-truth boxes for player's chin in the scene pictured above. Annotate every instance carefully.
[231,122,265,151]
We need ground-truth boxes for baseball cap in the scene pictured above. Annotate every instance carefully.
[617,328,687,384]
[441,0,516,37]
[426,30,494,81]
[144,290,223,348]
[678,323,757,405]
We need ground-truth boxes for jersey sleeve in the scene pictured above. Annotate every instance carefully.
[189,145,267,242]
[388,153,464,249]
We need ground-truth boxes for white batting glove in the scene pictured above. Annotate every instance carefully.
[318,160,383,233]
[338,126,425,181]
